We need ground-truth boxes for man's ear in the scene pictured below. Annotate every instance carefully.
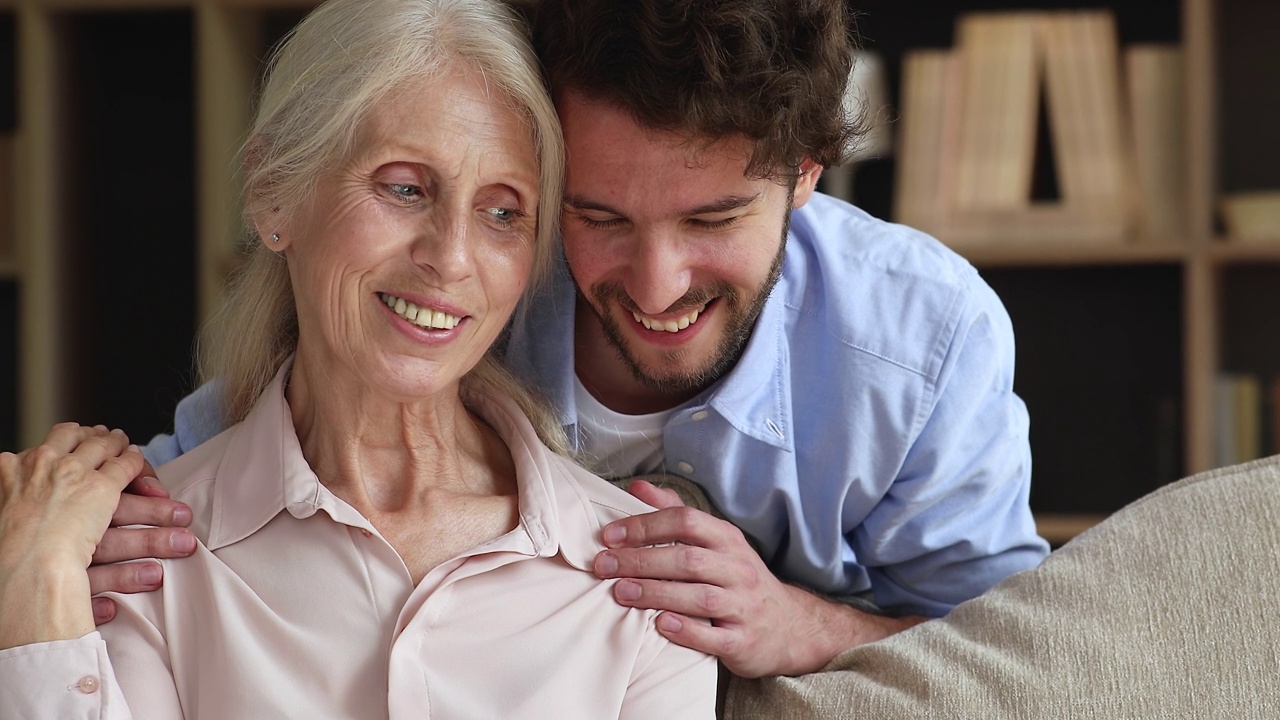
[793,159,822,209]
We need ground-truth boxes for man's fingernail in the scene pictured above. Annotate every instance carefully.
[137,562,163,586]
[92,598,114,623]
[595,552,619,577]
[602,524,626,545]
[170,531,196,554]
[657,613,683,633]
[172,505,192,526]
[142,476,171,498]
[616,579,642,601]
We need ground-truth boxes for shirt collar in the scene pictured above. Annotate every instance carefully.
[462,388,606,571]
[207,359,330,550]
[703,277,795,452]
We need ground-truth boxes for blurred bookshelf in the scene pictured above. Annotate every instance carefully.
[831,0,1280,544]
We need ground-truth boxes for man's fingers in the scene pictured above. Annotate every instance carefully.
[87,560,165,596]
[609,577,739,620]
[112,492,192,529]
[92,597,118,626]
[601,506,740,549]
[625,480,686,510]
[653,611,759,676]
[92,526,197,564]
[595,543,742,585]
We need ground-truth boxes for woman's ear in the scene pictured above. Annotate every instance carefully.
[792,159,822,209]
[243,139,291,251]
[250,205,291,251]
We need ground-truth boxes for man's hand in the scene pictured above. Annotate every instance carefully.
[88,459,196,625]
[593,480,925,678]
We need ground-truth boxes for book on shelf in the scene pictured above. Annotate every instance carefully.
[892,10,1149,248]
[1214,372,1280,468]
[893,49,960,237]
[1038,12,1129,237]
[1125,45,1186,241]
[952,13,1041,212]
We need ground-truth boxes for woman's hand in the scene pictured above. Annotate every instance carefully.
[0,424,145,649]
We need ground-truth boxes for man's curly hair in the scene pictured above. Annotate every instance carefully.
[531,0,864,181]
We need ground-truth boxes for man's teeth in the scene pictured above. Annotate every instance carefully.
[632,307,701,333]
[380,293,461,330]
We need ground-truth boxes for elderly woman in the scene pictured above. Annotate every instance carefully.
[0,0,716,717]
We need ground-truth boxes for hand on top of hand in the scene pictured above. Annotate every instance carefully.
[0,424,148,646]
[594,479,920,678]
[0,424,145,568]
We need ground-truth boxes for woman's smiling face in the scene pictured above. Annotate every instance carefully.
[271,65,540,401]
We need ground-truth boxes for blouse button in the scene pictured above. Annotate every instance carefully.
[74,675,100,694]
[676,461,694,475]
[691,410,709,422]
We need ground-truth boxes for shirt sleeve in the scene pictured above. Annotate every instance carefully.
[621,631,718,719]
[141,380,226,467]
[0,629,180,720]
[854,274,1050,616]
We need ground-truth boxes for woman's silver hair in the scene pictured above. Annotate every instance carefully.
[199,0,569,454]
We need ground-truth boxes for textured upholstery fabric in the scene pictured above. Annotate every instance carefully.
[724,456,1280,718]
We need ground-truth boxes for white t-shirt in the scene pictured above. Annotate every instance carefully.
[573,375,676,479]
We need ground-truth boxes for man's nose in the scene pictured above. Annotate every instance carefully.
[624,234,693,315]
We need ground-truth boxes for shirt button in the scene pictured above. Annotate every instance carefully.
[360,529,373,538]
[691,410,709,422]
[676,461,694,475]
[74,676,100,694]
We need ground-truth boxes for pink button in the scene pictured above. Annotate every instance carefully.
[360,529,373,538]
[74,675,100,694]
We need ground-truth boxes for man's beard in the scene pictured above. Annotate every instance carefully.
[578,214,789,397]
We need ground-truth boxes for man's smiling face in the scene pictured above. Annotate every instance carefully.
[557,92,818,407]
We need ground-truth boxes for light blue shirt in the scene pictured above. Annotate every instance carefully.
[147,193,1048,617]
[505,194,1048,616]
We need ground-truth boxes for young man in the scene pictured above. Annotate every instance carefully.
[93,0,1047,681]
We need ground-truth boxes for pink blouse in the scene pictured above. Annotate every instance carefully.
[0,367,716,718]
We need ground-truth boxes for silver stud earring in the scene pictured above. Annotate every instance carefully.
[270,233,281,244]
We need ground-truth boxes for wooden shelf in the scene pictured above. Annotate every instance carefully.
[1207,240,1280,264]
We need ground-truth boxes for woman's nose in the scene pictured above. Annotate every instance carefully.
[411,210,471,278]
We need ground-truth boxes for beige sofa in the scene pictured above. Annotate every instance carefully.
[718,456,1280,718]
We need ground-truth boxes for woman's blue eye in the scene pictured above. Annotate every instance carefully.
[487,207,523,226]
[388,184,420,201]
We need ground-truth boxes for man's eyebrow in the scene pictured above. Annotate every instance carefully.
[563,194,619,214]
[562,193,761,216]
[684,194,761,215]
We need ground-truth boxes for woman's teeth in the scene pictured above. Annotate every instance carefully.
[381,293,461,330]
